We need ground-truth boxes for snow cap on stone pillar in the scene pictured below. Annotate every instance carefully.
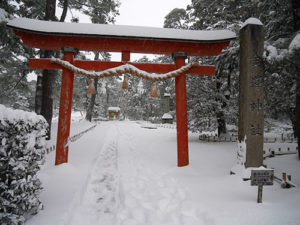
[241,17,263,29]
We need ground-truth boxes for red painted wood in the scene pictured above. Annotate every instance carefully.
[122,51,131,62]
[55,51,75,165]
[29,59,216,75]
[14,30,230,56]
[174,56,189,167]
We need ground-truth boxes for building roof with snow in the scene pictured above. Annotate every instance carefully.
[162,113,173,119]
[108,107,120,112]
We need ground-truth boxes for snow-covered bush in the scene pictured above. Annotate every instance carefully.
[0,105,48,224]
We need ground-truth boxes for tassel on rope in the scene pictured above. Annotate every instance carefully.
[122,75,128,89]
[150,82,159,98]
[87,79,96,94]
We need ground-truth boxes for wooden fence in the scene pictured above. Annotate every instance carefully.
[199,135,297,143]
[45,124,97,154]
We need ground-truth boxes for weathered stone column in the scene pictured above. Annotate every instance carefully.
[163,93,170,113]
[162,93,173,124]
[238,18,264,168]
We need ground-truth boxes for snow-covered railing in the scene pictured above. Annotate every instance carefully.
[199,135,297,143]
[273,172,297,188]
[68,124,97,143]
[45,144,56,154]
[156,123,176,129]
[0,105,47,224]
[263,137,297,143]
[199,135,238,142]
[44,124,97,154]
[263,147,298,159]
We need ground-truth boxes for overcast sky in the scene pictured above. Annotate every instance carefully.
[57,0,190,27]
[115,0,190,27]
[114,0,191,60]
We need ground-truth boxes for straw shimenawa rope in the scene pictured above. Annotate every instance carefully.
[51,58,199,81]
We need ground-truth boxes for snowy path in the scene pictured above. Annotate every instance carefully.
[61,124,120,225]
[61,122,197,225]
[115,123,192,225]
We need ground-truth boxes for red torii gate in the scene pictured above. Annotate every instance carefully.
[8,18,235,167]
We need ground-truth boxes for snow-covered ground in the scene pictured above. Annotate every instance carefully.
[27,116,300,225]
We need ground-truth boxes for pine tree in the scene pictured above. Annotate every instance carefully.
[0,1,40,111]
[164,8,189,29]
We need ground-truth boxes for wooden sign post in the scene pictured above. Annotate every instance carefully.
[251,169,274,203]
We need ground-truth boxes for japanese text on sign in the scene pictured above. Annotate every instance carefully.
[251,169,274,186]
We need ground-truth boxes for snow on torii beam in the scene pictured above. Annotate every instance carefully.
[8,18,235,167]
[8,18,235,56]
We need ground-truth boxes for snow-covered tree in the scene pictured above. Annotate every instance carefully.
[163,0,298,137]
[0,3,38,112]
[164,8,189,29]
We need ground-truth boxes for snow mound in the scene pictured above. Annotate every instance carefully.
[0,104,46,124]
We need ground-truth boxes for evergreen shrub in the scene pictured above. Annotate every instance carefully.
[0,105,47,224]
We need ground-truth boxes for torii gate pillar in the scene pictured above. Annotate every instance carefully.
[55,47,77,165]
[173,52,189,167]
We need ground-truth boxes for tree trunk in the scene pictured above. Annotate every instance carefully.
[85,78,98,121]
[292,0,300,160]
[35,75,43,114]
[35,0,57,139]
[287,109,297,138]
[292,0,300,31]
[215,78,227,136]
[41,60,56,139]
[42,0,56,135]
[216,111,227,136]
[105,82,109,116]
[85,52,99,121]
[296,76,300,160]
[45,0,56,21]
[59,0,69,22]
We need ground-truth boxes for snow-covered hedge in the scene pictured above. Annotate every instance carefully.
[0,105,48,224]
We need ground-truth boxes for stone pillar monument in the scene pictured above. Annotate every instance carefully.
[162,93,173,124]
[164,93,170,113]
[238,18,264,168]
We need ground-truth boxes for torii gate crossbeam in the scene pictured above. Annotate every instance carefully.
[8,18,235,167]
